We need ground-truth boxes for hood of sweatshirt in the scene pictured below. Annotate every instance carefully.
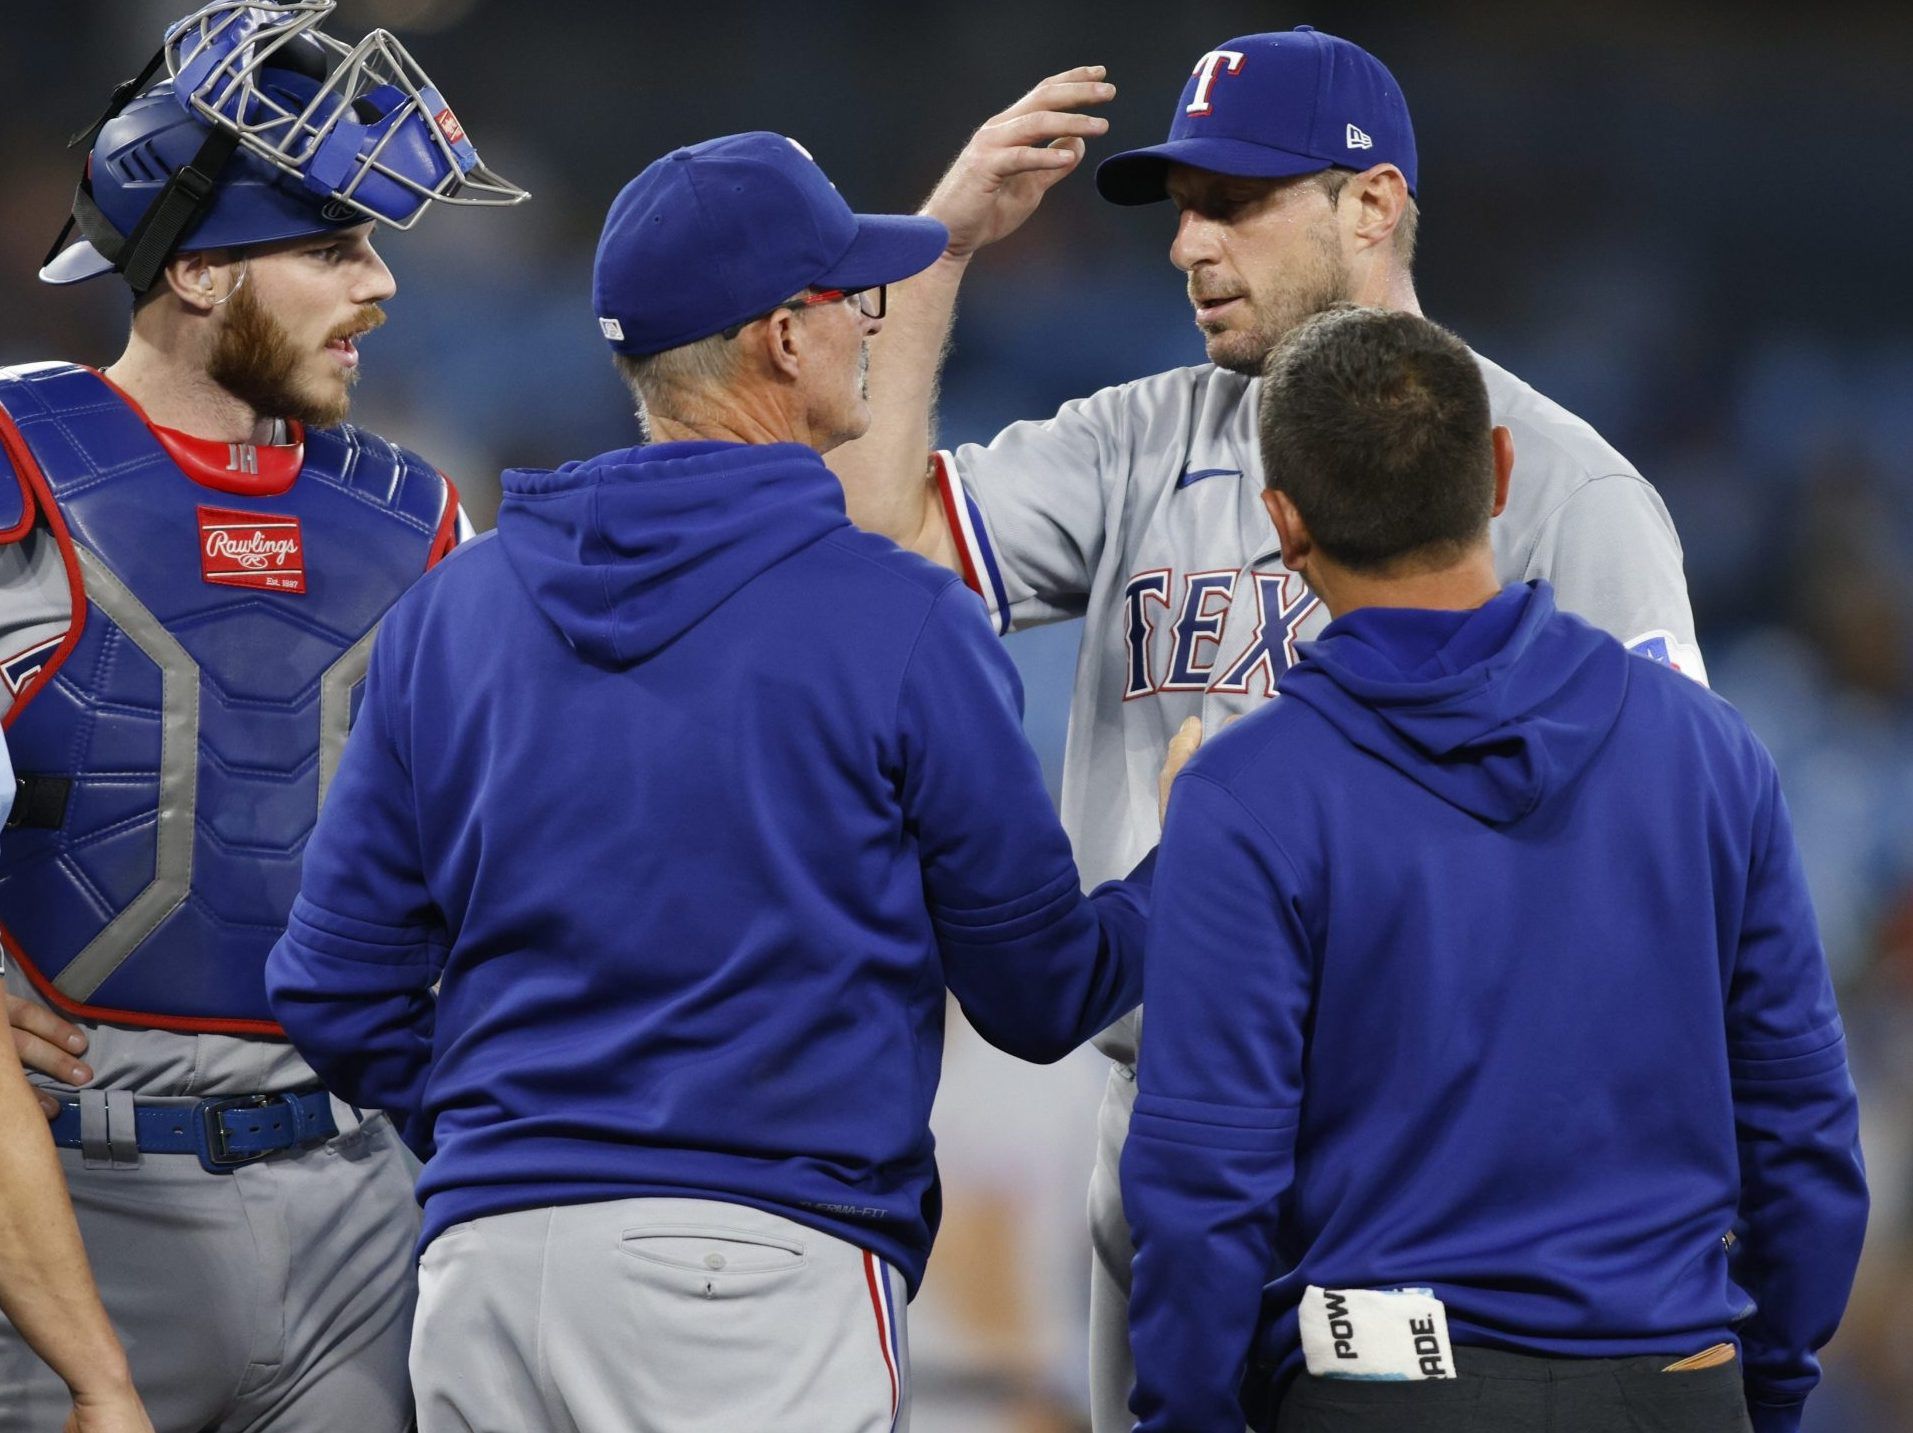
[1278,581,1629,825]
[494,440,849,667]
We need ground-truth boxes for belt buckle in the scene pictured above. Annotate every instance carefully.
[193,1093,285,1175]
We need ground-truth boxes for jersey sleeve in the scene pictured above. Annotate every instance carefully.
[938,382,1133,635]
[1520,473,1709,685]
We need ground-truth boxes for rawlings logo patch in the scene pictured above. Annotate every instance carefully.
[433,107,467,146]
[198,506,306,594]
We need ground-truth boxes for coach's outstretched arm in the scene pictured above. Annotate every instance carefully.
[827,67,1114,561]
[901,583,1151,1061]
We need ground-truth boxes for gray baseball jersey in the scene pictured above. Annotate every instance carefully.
[937,350,1702,1066]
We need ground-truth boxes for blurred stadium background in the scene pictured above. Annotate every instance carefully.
[4,1,1910,1427]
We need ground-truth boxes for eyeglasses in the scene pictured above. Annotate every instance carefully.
[720,285,886,339]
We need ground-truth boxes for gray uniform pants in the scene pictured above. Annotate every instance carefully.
[0,1104,418,1432]
[412,1197,911,1433]
[1088,1061,1139,1433]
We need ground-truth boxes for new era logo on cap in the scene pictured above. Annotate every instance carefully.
[599,317,625,341]
[1346,123,1373,150]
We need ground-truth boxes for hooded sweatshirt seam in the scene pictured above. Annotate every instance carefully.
[1179,769,1309,895]
[588,479,627,667]
[891,580,970,734]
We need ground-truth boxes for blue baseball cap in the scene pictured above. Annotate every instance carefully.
[1096,27,1417,206]
[593,132,950,356]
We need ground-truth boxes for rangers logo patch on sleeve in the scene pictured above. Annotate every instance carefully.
[1625,629,1709,687]
[199,506,307,594]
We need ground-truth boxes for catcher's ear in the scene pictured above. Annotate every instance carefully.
[165,251,231,312]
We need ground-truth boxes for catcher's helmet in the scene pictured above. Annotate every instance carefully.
[42,0,526,293]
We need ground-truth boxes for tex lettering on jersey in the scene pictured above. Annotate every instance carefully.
[1124,567,1316,700]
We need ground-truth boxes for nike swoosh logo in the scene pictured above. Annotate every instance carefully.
[1176,466,1242,489]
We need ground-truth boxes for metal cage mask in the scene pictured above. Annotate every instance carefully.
[164,0,528,230]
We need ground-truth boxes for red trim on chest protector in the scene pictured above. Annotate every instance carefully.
[0,405,86,730]
[87,367,305,497]
[0,922,283,1037]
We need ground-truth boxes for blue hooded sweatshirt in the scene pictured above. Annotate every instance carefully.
[1124,582,1866,1433]
[264,440,1148,1291]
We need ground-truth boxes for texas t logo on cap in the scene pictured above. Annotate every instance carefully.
[1186,50,1245,116]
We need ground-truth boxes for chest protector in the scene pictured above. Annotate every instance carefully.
[0,363,452,1034]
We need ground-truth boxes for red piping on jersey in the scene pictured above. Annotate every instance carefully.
[427,473,461,567]
[863,1250,901,1421]
[932,452,984,599]
[0,404,87,731]
[0,921,285,1038]
[88,367,305,498]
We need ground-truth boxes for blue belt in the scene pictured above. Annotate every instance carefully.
[49,1089,338,1174]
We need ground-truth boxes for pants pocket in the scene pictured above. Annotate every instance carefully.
[618,1224,808,1279]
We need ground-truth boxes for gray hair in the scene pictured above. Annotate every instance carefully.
[612,331,743,428]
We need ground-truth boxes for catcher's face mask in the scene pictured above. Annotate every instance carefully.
[166,0,528,229]
[44,1,527,292]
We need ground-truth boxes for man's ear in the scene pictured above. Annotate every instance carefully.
[1347,163,1410,253]
[162,250,249,312]
[1261,487,1311,568]
[1490,425,1514,518]
[760,306,803,382]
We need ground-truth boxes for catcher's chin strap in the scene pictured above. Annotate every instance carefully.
[42,48,241,296]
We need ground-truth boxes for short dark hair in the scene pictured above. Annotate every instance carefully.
[1258,306,1493,573]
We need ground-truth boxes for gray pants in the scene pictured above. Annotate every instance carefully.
[0,1104,418,1432]
[412,1196,911,1433]
[1088,1061,1139,1433]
